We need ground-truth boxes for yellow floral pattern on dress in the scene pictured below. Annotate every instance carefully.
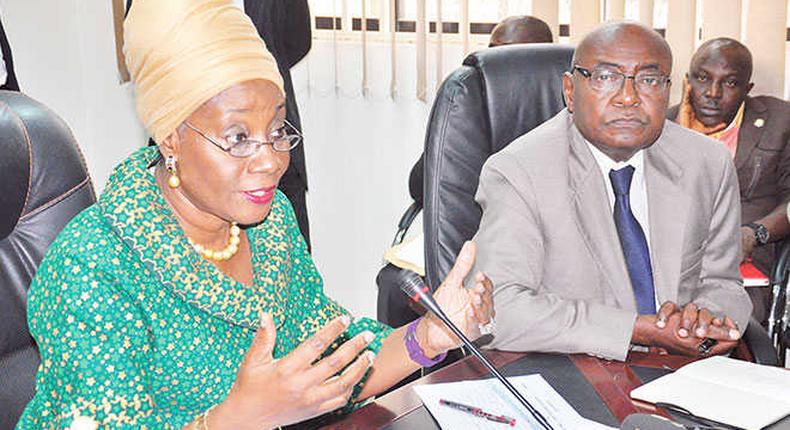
[16,147,392,429]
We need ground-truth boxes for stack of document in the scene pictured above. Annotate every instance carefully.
[630,356,790,430]
[414,374,616,429]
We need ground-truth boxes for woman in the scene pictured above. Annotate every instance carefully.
[16,1,493,429]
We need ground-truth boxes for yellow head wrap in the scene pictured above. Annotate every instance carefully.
[124,0,285,143]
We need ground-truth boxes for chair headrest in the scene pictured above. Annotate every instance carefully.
[0,91,91,240]
[463,43,574,154]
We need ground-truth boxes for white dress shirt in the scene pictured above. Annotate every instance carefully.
[586,141,650,248]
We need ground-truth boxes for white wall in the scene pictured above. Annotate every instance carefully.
[297,93,428,317]
[0,0,146,192]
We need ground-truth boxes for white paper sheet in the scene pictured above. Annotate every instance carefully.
[413,374,617,430]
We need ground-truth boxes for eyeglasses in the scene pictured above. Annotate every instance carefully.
[571,65,671,96]
[183,119,302,158]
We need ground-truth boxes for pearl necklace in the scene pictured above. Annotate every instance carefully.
[188,223,241,261]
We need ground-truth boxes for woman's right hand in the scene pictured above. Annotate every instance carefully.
[209,312,376,430]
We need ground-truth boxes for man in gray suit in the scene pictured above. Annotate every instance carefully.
[472,22,752,361]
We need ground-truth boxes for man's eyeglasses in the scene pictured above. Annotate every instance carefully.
[183,119,302,158]
[571,64,671,96]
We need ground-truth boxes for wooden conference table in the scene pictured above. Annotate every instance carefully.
[319,349,790,430]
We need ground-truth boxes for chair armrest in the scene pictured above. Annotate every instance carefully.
[742,317,779,366]
[768,239,790,357]
[769,238,790,285]
[392,201,422,246]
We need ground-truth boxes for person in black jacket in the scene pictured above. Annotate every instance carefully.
[245,0,313,250]
[0,14,20,91]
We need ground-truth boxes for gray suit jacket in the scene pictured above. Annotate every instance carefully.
[471,109,752,360]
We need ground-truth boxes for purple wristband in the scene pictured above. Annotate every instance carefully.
[405,317,447,367]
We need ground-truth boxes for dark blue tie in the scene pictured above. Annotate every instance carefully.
[609,166,656,315]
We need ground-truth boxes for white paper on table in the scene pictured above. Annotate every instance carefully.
[413,374,616,430]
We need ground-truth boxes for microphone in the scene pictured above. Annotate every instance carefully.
[396,269,554,430]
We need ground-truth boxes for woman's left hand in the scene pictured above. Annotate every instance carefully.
[418,241,494,356]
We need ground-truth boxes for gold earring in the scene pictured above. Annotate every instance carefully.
[165,156,181,188]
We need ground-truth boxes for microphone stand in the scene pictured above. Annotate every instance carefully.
[399,270,554,430]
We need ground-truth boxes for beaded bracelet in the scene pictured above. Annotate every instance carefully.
[405,317,447,367]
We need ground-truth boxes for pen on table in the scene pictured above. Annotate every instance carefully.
[439,399,517,426]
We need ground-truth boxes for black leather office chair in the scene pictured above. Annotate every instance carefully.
[373,44,575,395]
[423,44,574,290]
[0,91,95,428]
[376,44,574,327]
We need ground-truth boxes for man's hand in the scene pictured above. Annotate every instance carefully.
[740,226,757,262]
[634,314,706,356]
[656,301,741,341]
[632,301,740,357]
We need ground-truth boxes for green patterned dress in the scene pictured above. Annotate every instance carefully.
[16,147,392,429]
